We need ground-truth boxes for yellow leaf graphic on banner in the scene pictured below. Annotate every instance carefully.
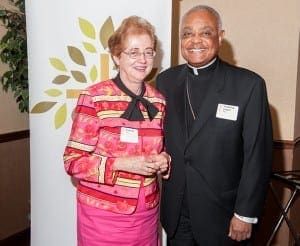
[52,75,70,84]
[66,89,82,99]
[100,17,114,49]
[83,42,97,53]
[89,65,98,82]
[68,46,86,66]
[100,53,109,80]
[79,17,95,39]
[49,58,67,71]
[55,103,67,129]
[44,89,62,97]
[71,70,87,83]
[31,101,57,113]
[45,16,115,129]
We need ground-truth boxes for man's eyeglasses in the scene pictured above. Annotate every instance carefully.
[122,48,156,59]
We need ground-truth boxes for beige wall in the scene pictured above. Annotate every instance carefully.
[178,0,300,141]
[176,1,300,245]
[0,0,30,240]
[0,90,29,134]
[1,0,299,241]
[0,3,298,134]
[294,35,300,139]
[0,0,29,134]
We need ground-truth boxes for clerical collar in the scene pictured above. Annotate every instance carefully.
[187,57,217,75]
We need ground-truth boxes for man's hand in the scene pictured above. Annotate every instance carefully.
[228,216,252,241]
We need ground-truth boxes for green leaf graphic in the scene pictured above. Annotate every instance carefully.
[71,70,87,83]
[55,103,67,129]
[79,17,96,39]
[52,75,70,84]
[100,16,114,49]
[89,65,98,82]
[49,58,67,71]
[83,42,97,53]
[68,46,86,66]
[31,101,57,113]
[44,89,62,97]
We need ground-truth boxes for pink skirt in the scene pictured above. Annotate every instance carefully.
[77,187,160,246]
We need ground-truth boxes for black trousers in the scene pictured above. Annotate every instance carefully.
[167,188,198,246]
[167,191,252,246]
[167,212,252,246]
[167,212,198,246]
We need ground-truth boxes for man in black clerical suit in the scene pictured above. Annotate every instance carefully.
[156,5,273,246]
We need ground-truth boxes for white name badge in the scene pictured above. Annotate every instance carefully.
[120,127,139,143]
[216,103,239,121]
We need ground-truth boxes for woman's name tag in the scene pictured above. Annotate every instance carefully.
[120,127,138,143]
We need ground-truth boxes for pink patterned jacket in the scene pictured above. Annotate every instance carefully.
[63,79,166,214]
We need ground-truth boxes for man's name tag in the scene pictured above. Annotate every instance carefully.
[216,103,239,121]
[120,127,138,143]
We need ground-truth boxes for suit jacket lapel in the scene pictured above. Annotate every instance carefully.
[186,59,227,148]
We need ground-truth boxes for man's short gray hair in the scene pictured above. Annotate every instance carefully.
[181,5,223,31]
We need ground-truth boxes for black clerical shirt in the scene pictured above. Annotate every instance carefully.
[185,60,217,138]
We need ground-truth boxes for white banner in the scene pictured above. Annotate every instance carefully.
[26,1,172,245]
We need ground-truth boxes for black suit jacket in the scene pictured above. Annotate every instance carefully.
[156,58,273,245]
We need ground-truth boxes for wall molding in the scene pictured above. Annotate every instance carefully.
[273,137,300,150]
[0,130,30,143]
[0,130,299,150]
[0,227,30,244]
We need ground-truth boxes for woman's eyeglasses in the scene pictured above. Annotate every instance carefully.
[122,48,156,59]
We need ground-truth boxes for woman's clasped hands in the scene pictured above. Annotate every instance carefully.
[114,152,171,179]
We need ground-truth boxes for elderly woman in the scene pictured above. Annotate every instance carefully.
[63,16,170,246]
